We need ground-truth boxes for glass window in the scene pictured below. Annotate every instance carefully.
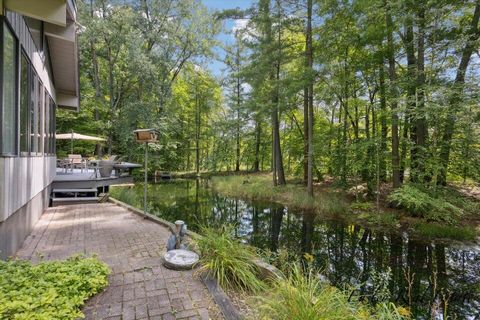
[37,82,43,155]
[49,97,55,154]
[1,23,17,155]
[30,73,38,154]
[20,53,29,153]
[44,91,49,154]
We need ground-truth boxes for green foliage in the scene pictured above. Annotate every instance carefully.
[414,223,476,241]
[388,185,462,224]
[195,227,265,292]
[0,255,110,320]
[212,174,348,215]
[256,265,410,320]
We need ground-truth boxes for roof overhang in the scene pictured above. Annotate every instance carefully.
[4,0,69,27]
[45,22,79,111]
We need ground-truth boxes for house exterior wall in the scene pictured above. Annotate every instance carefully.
[0,2,78,258]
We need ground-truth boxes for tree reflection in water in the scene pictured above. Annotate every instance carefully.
[140,180,480,319]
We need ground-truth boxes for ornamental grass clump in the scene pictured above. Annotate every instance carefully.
[256,265,372,320]
[256,265,410,320]
[0,255,110,320]
[196,227,265,292]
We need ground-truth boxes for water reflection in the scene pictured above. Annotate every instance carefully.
[131,180,480,318]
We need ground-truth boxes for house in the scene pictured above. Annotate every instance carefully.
[0,0,79,259]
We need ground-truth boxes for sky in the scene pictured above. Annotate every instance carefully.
[201,0,254,77]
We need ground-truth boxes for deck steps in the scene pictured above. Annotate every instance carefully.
[51,188,99,206]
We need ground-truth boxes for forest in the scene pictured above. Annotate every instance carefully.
[50,0,480,318]
[59,0,480,197]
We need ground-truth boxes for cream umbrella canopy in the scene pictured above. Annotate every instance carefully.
[56,131,106,154]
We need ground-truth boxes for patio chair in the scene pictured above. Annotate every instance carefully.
[68,154,87,172]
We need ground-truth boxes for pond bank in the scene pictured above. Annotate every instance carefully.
[211,173,480,242]
[109,179,480,318]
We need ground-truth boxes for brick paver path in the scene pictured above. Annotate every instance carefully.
[15,203,223,320]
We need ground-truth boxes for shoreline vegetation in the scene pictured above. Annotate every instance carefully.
[209,173,480,242]
[196,227,411,320]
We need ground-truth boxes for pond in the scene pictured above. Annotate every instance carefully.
[111,179,480,319]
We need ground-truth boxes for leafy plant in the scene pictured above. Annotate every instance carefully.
[195,227,265,292]
[388,185,462,224]
[0,255,110,320]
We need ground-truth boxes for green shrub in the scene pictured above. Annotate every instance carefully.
[388,185,462,224]
[0,255,110,320]
[195,227,265,292]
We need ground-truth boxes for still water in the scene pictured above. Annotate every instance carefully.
[112,179,480,319]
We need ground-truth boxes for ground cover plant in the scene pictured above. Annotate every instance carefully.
[0,255,110,320]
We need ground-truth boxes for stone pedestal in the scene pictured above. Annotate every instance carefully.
[163,249,199,270]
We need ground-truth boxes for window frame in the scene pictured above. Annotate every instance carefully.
[0,18,19,157]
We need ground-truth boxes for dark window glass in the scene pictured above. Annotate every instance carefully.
[44,91,48,154]
[37,83,43,155]
[49,97,55,154]
[1,23,17,154]
[20,54,29,153]
[30,73,38,153]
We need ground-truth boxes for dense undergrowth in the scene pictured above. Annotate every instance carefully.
[195,227,411,320]
[0,256,110,319]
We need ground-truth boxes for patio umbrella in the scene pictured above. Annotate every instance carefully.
[56,131,106,153]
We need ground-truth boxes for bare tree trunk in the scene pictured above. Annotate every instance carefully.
[404,13,417,182]
[235,46,241,172]
[253,118,261,172]
[378,60,388,182]
[438,0,480,185]
[385,0,401,188]
[90,0,102,156]
[416,3,428,181]
[195,88,200,175]
[306,0,314,196]
[303,87,309,185]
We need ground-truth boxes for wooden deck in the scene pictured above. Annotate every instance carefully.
[53,168,134,189]
[15,203,223,320]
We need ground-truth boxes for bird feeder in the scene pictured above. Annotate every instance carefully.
[134,129,158,143]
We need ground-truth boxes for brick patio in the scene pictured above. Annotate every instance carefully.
[15,203,223,320]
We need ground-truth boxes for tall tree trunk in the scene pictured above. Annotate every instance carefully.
[404,12,417,182]
[90,0,102,156]
[253,118,261,172]
[303,87,309,185]
[378,60,388,182]
[235,46,241,172]
[306,0,314,196]
[438,0,480,185]
[272,0,286,186]
[416,3,428,182]
[195,89,200,175]
[385,0,401,188]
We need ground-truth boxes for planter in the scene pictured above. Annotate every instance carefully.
[99,160,115,177]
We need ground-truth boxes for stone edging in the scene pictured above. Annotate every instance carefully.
[108,197,282,280]
[109,197,281,319]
